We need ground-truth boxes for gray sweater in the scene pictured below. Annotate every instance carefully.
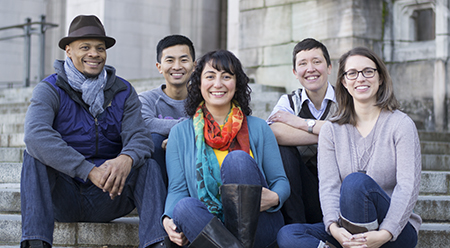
[139,85,188,136]
[318,110,422,241]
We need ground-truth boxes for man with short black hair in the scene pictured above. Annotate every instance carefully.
[139,34,195,187]
[21,15,168,248]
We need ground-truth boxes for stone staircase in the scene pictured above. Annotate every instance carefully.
[0,82,449,247]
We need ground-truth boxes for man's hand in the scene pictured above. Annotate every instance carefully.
[162,138,168,150]
[163,217,189,246]
[88,154,133,200]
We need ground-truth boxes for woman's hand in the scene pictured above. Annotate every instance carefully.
[162,217,189,246]
[355,230,392,248]
[330,222,366,248]
[260,187,279,212]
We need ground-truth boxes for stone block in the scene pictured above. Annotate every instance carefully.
[263,43,295,67]
[421,141,450,155]
[415,196,450,222]
[422,154,450,171]
[420,171,450,195]
[0,148,24,163]
[246,65,297,92]
[239,47,264,68]
[240,0,264,10]
[0,184,20,213]
[240,6,291,49]
[0,163,21,183]
[418,223,450,247]
[77,218,139,246]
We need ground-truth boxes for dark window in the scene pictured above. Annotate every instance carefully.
[412,8,435,41]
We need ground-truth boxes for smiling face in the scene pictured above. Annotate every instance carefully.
[157,44,195,87]
[65,38,106,78]
[293,48,331,94]
[342,55,380,104]
[200,62,236,115]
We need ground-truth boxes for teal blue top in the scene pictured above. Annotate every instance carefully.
[164,115,290,219]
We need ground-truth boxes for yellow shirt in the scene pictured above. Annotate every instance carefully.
[213,125,253,166]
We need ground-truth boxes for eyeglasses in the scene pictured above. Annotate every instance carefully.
[343,68,377,80]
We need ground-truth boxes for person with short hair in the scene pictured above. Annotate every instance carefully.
[277,47,422,248]
[139,34,195,187]
[20,15,168,248]
[267,38,337,225]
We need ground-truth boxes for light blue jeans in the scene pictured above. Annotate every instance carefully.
[277,172,418,248]
[20,150,167,248]
[172,150,284,248]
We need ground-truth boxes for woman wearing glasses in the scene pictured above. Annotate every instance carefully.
[277,47,422,248]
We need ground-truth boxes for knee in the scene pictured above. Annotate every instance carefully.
[173,197,204,219]
[277,224,305,247]
[221,150,256,173]
[341,172,375,196]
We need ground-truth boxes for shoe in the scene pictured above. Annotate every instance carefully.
[21,240,51,248]
[148,236,181,248]
[188,217,244,248]
[221,184,262,248]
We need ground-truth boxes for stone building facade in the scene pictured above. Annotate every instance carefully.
[0,0,448,130]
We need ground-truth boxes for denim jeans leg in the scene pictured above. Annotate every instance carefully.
[220,150,285,248]
[132,158,168,247]
[277,223,340,248]
[21,151,55,245]
[151,133,168,188]
[340,172,418,248]
[172,197,215,242]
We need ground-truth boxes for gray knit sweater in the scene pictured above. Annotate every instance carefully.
[318,109,422,241]
[138,85,188,136]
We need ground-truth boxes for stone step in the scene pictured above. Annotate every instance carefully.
[417,223,450,247]
[0,123,24,134]
[0,163,21,183]
[419,171,450,195]
[0,102,29,115]
[0,113,26,125]
[0,147,24,162]
[0,87,33,104]
[0,214,139,247]
[414,195,450,222]
[0,133,25,147]
[421,141,450,155]
[419,131,450,143]
[422,154,450,171]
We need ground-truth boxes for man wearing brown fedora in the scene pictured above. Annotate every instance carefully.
[20,15,170,248]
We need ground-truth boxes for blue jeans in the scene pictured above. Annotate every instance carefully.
[20,150,167,248]
[277,173,418,248]
[152,133,168,188]
[172,150,284,248]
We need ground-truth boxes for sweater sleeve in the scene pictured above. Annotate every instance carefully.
[252,117,290,212]
[379,115,422,240]
[317,121,342,233]
[163,122,192,219]
[120,86,153,167]
[139,89,187,136]
[24,82,95,180]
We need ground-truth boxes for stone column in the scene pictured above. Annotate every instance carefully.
[434,0,449,131]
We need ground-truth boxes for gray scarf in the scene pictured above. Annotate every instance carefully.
[63,57,106,117]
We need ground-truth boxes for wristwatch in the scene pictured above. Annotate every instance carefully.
[306,119,316,134]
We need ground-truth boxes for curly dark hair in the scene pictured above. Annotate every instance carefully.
[185,50,252,117]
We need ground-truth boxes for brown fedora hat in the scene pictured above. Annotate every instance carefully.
[58,15,116,50]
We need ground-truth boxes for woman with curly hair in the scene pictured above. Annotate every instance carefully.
[277,47,421,248]
[162,50,289,248]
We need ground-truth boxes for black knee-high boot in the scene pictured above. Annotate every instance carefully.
[221,184,262,248]
[188,217,244,248]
